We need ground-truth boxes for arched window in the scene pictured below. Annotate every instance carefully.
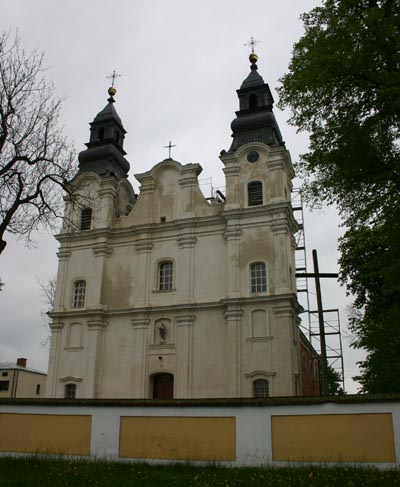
[249,94,258,109]
[80,207,92,230]
[97,127,104,141]
[250,262,267,293]
[72,280,86,308]
[152,373,174,399]
[253,379,269,398]
[159,261,173,291]
[248,181,263,206]
[64,383,76,399]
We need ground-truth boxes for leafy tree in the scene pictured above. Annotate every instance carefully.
[327,364,344,395]
[278,0,400,392]
[0,31,76,255]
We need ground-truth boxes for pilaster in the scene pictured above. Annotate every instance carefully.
[134,236,153,306]
[45,322,64,397]
[131,318,150,398]
[84,317,108,398]
[224,218,241,299]
[176,314,195,398]
[224,303,243,397]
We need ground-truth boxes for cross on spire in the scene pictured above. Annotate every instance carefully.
[107,70,121,87]
[244,37,260,54]
[164,140,176,159]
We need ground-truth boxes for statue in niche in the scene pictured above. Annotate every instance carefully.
[159,322,167,343]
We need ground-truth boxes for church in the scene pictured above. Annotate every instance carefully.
[46,51,320,399]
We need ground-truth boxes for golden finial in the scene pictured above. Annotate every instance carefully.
[106,70,121,100]
[108,86,117,97]
[244,37,260,64]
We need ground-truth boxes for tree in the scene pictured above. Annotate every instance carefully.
[278,0,400,392]
[327,365,344,395]
[0,31,76,255]
[38,275,56,349]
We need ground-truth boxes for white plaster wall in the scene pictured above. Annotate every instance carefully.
[0,401,398,467]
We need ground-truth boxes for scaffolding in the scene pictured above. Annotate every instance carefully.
[292,188,345,392]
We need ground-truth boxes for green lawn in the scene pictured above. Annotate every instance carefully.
[0,457,399,486]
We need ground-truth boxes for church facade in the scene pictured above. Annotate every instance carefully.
[46,53,316,399]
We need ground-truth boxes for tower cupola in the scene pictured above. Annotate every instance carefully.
[228,52,284,152]
[77,85,130,180]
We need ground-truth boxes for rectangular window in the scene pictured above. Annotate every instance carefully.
[80,208,92,231]
[250,262,267,293]
[0,381,9,391]
[159,262,173,291]
[253,379,269,398]
[1,372,8,377]
[248,181,263,206]
[73,280,86,308]
[36,384,41,395]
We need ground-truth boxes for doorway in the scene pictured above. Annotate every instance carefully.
[152,373,174,399]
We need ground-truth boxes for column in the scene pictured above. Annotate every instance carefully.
[131,318,150,398]
[134,236,153,307]
[84,318,107,398]
[272,222,291,294]
[224,218,241,299]
[45,321,64,397]
[176,314,195,398]
[224,304,243,397]
[273,304,297,396]
[97,179,117,228]
[177,231,197,304]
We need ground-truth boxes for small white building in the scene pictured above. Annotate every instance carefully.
[47,53,307,399]
[0,358,46,398]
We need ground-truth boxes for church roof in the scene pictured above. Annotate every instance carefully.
[92,98,123,128]
[240,66,265,89]
[228,52,284,152]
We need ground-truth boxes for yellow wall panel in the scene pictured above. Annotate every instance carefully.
[0,413,91,456]
[119,416,236,461]
[272,413,396,463]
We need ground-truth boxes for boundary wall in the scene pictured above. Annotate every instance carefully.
[0,395,399,467]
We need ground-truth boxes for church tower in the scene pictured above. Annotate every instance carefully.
[46,54,306,399]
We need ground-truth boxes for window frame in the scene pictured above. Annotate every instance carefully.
[72,279,86,308]
[253,379,269,398]
[158,260,174,291]
[64,383,77,399]
[247,180,263,206]
[250,262,267,294]
[80,207,93,231]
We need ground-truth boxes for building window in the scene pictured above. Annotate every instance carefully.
[248,181,263,206]
[97,127,104,141]
[249,94,258,109]
[253,379,269,398]
[0,381,9,391]
[72,280,86,308]
[36,384,41,395]
[80,208,92,231]
[159,261,173,291]
[250,262,267,293]
[64,383,76,399]
[1,372,7,377]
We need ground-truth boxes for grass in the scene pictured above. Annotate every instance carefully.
[0,456,399,486]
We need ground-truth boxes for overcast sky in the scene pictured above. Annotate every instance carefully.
[0,0,365,392]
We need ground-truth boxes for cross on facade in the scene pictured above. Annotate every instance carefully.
[107,70,121,87]
[244,36,260,54]
[164,140,176,159]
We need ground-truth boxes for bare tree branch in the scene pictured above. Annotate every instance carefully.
[0,30,77,254]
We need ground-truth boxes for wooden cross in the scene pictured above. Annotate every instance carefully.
[164,140,176,159]
[107,70,121,87]
[244,36,260,54]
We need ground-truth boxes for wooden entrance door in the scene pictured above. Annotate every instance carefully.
[153,373,173,399]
